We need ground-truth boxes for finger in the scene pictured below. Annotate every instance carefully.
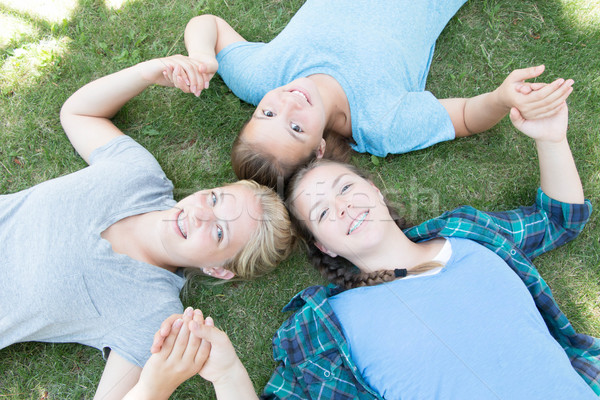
[508,65,545,82]
[170,308,194,359]
[195,330,212,367]
[509,107,525,129]
[182,310,205,362]
[515,84,533,95]
[528,78,571,101]
[528,82,547,91]
[160,317,184,358]
[151,313,182,353]
[189,316,221,343]
[522,83,573,118]
[178,62,201,96]
[526,100,569,120]
[173,66,191,93]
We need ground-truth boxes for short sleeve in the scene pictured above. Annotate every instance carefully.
[89,136,163,173]
[102,300,183,367]
[217,41,272,105]
[351,90,455,156]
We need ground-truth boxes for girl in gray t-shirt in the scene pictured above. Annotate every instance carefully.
[0,56,293,399]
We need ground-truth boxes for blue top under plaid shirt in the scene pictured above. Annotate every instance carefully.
[261,189,600,399]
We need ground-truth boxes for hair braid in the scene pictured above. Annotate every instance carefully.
[287,159,444,291]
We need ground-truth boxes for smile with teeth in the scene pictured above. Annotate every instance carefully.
[290,89,310,104]
[348,211,369,235]
[177,210,187,239]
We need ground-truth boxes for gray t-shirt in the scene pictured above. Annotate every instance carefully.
[0,136,185,367]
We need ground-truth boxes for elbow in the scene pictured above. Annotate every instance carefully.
[186,14,217,29]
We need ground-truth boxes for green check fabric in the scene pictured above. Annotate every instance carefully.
[261,189,600,399]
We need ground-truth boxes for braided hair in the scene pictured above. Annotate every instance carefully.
[286,159,442,290]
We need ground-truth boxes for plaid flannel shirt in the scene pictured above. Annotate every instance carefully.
[261,189,600,399]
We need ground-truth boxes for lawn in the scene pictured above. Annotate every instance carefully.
[1,0,599,398]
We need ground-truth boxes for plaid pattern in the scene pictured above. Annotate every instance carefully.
[262,189,600,399]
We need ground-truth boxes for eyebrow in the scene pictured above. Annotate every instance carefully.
[218,191,230,246]
[308,173,349,220]
[252,113,304,143]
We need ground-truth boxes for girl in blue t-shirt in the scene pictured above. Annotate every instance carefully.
[167,1,574,188]
[127,84,599,399]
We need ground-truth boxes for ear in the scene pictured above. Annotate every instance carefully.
[369,180,385,202]
[316,139,326,159]
[315,242,337,258]
[212,267,235,280]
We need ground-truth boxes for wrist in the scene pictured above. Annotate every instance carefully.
[124,383,172,400]
[491,86,511,112]
[212,360,250,389]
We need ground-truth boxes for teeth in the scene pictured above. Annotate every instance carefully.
[177,212,187,239]
[348,212,368,235]
[291,90,308,102]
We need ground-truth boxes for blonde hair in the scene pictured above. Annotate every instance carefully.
[221,179,295,279]
[286,159,441,290]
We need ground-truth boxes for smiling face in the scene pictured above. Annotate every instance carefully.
[290,163,395,262]
[160,184,261,278]
[243,78,327,165]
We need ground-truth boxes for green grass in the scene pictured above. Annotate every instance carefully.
[1,0,599,398]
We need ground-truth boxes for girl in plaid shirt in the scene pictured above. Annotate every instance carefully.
[131,92,599,398]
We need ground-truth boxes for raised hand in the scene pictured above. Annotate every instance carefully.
[496,65,573,120]
[162,53,218,97]
[125,308,210,399]
[509,102,568,144]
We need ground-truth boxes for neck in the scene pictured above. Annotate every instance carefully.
[102,210,176,272]
[307,74,352,137]
[350,225,443,273]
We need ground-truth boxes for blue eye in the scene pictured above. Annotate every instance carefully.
[263,110,274,117]
[341,184,352,193]
[216,225,223,242]
[211,192,217,206]
[291,122,302,133]
[318,209,328,222]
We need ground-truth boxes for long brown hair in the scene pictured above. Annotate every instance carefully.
[285,160,441,290]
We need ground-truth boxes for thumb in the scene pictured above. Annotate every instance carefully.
[190,318,222,343]
[509,107,525,129]
[508,65,545,82]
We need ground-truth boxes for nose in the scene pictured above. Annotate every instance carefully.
[190,205,215,227]
[279,92,303,112]
[336,196,351,218]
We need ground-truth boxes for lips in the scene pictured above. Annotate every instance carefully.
[289,88,311,105]
[176,210,187,239]
[348,211,369,235]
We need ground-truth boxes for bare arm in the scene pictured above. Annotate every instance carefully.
[60,56,207,163]
[169,15,246,96]
[184,14,246,58]
[148,311,259,400]
[190,317,259,400]
[510,103,583,204]
[124,310,210,400]
[94,352,142,400]
[440,65,574,137]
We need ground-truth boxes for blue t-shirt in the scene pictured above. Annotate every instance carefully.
[329,237,596,399]
[0,136,185,367]
[217,0,466,156]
